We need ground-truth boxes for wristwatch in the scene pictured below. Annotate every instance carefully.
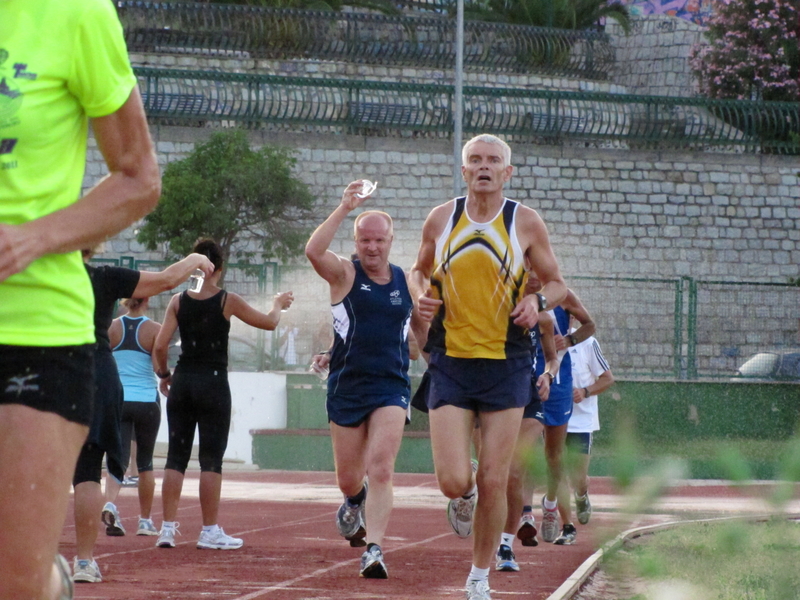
[156,370,171,379]
[544,371,555,383]
[535,292,547,312]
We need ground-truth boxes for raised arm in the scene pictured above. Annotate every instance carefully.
[224,291,294,331]
[0,89,160,283]
[132,253,214,298]
[305,181,372,299]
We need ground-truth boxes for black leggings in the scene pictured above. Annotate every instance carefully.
[165,368,230,474]
[120,398,161,473]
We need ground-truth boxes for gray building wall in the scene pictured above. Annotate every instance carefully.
[89,128,799,282]
[80,14,798,376]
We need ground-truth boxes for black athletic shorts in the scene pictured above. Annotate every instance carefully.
[0,344,94,426]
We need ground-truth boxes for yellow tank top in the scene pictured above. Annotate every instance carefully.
[428,196,529,359]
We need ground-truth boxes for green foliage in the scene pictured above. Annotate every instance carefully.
[463,0,631,33]
[604,520,800,600]
[137,130,315,265]
[772,435,800,507]
[609,412,640,491]
[714,443,754,484]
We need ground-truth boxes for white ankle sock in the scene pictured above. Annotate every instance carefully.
[468,565,490,582]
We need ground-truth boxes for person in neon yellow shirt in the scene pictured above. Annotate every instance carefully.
[0,1,161,598]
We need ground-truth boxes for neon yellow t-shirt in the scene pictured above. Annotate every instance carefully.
[0,0,137,346]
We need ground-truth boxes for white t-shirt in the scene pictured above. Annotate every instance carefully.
[567,335,611,433]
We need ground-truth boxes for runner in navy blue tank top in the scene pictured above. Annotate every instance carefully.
[504,274,596,555]
[153,238,294,552]
[306,180,421,580]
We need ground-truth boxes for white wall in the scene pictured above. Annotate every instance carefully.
[155,372,288,465]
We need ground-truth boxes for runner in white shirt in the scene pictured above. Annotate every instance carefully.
[558,319,614,525]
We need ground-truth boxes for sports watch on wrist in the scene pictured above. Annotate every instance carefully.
[535,292,547,312]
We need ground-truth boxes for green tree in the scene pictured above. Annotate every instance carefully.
[137,130,315,266]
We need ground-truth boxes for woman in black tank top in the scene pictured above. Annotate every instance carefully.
[152,238,294,550]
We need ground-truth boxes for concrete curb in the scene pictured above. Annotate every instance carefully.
[546,512,800,600]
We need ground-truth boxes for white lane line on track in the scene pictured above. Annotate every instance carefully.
[229,531,453,600]
[94,505,334,560]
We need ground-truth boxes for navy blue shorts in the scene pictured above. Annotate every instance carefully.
[0,344,94,426]
[566,432,593,455]
[525,385,573,427]
[523,381,544,420]
[327,392,410,427]
[427,353,531,413]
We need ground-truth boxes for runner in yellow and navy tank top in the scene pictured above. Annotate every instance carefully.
[427,195,529,360]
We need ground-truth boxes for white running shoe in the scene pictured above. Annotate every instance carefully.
[465,578,492,600]
[55,555,74,599]
[517,512,539,547]
[101,501,125,536]
[72,557,102,583]
[575,493,592,525]
[156,522,181,548]
[359,545,388,579]
[449,460,479,538]
[336,480,368,547]
[541,496,560,543]
[448,493,477,538]
[137,517,159,536]
[495,544,520,572]
[197,526,244,550]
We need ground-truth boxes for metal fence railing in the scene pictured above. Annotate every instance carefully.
[118,1,613,79]
[134,67,800,154]
[688,280,800,379]
[93,258,800,379]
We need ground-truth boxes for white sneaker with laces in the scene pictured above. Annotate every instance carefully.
[56,554,74,599]
[156,522,181,548]
[197,526,243,550]
[465,578,492,600]
[101,501,125,536]
[72,557,102,583]
[137,517,159,536]
[447,492,477,538]
[449,460,479,538]
[541,495,560,543]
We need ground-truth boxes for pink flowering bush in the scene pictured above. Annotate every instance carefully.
[689,0,799,102]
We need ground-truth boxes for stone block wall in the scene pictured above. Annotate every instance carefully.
[606,15,705,97]
[89,128,799,282]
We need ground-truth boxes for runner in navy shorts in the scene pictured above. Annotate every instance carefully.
[427,354,531,413]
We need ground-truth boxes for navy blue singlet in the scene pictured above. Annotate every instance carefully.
[327,261,413,398]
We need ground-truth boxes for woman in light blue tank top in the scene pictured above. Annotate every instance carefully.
[108,297,163,536]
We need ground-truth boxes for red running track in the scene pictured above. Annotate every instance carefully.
[60,471,784,600]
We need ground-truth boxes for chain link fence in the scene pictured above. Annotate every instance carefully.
[93,258,799,379]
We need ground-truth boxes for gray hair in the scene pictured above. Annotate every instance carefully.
[461,134,512,168]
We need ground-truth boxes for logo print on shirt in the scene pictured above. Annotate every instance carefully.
[13,63,37,80]
[473,229,485,236]
[390,289,403,306]
[5,374,40,396]
[360,284,371,291]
